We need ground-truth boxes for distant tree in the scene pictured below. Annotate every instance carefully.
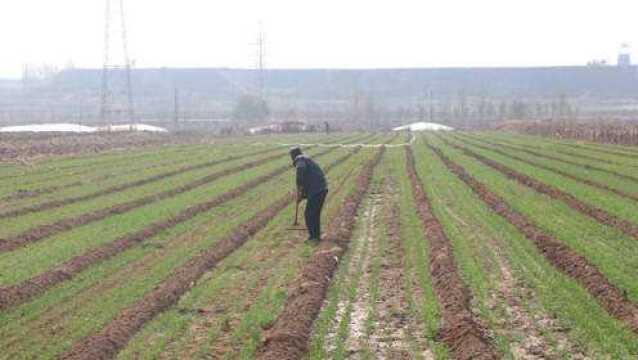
[510,100,528,119]
[498,101,508,120]
[232,94,269,121]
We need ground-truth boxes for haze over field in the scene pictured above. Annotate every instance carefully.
[0,0,637,77]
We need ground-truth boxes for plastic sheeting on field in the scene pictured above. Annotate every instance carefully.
[0,123,168,133]
[0,123,97,133]
[392,122,454,131]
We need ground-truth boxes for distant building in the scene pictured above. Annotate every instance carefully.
[618,43,632,67]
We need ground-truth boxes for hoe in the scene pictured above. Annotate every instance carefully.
[287,199,307,231]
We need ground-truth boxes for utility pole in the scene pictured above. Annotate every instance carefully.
[253,22,266,101]
[428,88,434,123]
[173,87,180,124]
[100,0,135,123]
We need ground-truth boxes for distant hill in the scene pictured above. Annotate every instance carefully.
[52,66,638,100]
[2,66,638,126]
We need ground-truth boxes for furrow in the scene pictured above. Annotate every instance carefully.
[256,147,384,360]
[0,147,342,311]
[0,151,285,253]
[443,140,638,241]
[557,141,638,160]
[405,146,497,360]
[464,136,638,184]
[428,143,638,334]
[0,146,282,219]
[56,147,360,360]
[449,135,638,202]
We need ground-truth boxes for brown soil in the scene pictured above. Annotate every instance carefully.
[405,146,498,360]
[256,147,385,360]
[0,147,341,311]
[0,148,216,203]
[58,196,296,360]
[52,148,359,359]
[0,181,83,203]
[204,154,362,358]
[428,143,638,334]
[0,150,285,253]
[445,140,638,241]
[0,132,192,163]
[0,146,282,219]
[321,189,381,356]
[483,233,588,359]
[366,180,433,359]
[451,135,638,202]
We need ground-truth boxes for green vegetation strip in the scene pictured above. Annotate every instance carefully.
[417,138,638,357]
[117,147,371,359]
[486,132,638,164]
[426,140,638,335]
[0,146,285,220]
[58,147,361,360]
[257,147,384,359]
[405,145,497,360]
[0,151,289,253]
[474,135,638,183]
[452,134,638,202]
[441,138,638,241]
[0,146,342,310]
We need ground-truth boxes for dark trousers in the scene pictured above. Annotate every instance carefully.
[305,190,327,240]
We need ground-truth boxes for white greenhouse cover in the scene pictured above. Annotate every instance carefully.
[0,123,169,133]
[392,122,454,132]
[0,123,97,133]
[98,124,168,133]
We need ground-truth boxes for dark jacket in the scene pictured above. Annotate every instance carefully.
[294,155,327,199]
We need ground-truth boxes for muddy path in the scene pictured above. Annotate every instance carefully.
[0,152,289,253]
[318,185,382,358]
[55,148,362,360]
[405,146,497,360]
[367,179,433,359]
[428,143,638,334]
[446,135,638,202]
[256,148,385,360]
[0,147,345,311]
[444,140,638,241]
[334,176,432,359]
[0,146,284,219]
[180,150,368,359]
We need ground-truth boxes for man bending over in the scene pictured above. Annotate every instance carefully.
[290,147,328,243]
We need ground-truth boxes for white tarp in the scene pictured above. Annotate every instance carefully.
[0,123,97,133]
[98,124,168,133]
[392,122,454,132]
[0,123,169,133]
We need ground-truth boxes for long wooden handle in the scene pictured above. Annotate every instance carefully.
[293,200,299,226]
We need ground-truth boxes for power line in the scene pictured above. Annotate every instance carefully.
[100,0,135,123]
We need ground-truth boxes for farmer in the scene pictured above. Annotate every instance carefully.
[290,146,328,243]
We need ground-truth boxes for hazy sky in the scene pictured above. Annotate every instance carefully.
[1,0,636,78]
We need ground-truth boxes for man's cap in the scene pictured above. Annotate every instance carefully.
[289,146,303,162]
